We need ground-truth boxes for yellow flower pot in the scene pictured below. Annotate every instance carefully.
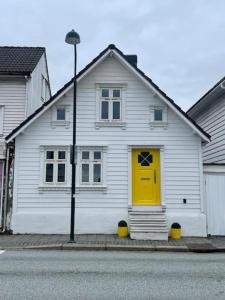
[118,226,128,238]
[171,228,181,240]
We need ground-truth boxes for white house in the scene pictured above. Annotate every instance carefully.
[188,77,225,235]
[6,44,210,239]
[0,46,51,229]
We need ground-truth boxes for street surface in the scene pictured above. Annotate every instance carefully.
[0,250,225,299]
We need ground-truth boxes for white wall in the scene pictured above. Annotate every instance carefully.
[26,53,51,116]
[12,55,205,235]
[192,94,225,164]
[0,78,26,138]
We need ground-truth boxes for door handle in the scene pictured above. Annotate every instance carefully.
[154,170,156,184]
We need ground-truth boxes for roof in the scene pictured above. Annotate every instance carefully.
[187,75,225,116]
[0,46,45,75]
[5,44,210,142]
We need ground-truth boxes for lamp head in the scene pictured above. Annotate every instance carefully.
[65,29,80,45]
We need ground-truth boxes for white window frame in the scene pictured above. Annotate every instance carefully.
[149,105,168,129]
[39,145,71,192]
[76,146,107,192]
[51,105,70,128]
[95,84,126,129]
[0,106,4,136]
[41,75,48,102]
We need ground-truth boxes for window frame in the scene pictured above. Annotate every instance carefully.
[41,75,48,102]
[80,149,103,185]
[51,105,70,128]
[39,146,71,190]
[95,84,126,128]
[76,146,107,191]
[149,105,168,128]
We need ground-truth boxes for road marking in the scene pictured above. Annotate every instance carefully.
[0,250,5,254]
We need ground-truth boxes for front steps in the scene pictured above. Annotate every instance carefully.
[129,207,168,240]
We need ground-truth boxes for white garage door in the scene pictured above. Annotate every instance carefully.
[205,173,225,235]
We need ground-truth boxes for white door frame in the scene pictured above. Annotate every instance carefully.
[127,145,165,207]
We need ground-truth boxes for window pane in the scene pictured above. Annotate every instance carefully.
[93,164,101,183]
[58,151,66,160]
[94,151,101,160]
[46,164,53,182]
[46,151,54,159]
[82,151,89,160]
[58,164,65,182]
[113,101,120,120]
[113,89,120,98]
[101,101,109,119]
[57,108,66,120]
[154,109,163,121]
[101,89,109,98]
[82,164,89,182]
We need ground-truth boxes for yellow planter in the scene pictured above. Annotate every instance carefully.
[171,228,181,240]
[118,226,128,238]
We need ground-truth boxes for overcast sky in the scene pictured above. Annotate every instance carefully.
[1,0,225,110]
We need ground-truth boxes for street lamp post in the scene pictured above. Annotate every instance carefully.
[65,29,80,242]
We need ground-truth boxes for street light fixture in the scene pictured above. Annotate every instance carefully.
[65,29,80,242]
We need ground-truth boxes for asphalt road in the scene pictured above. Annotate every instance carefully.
[0,250,225,300]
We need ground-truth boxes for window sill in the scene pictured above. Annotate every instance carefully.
[51,121,70,129]
[149,122,168,129]
[76,185,107,193]
[38,185,71,193]
[95,121,126,129]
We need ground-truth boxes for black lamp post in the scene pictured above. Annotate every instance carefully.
[65,29,80,242]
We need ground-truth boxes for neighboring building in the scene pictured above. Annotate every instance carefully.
[6,45,209,239]
[188,77,225,235]
[0,46,51,229]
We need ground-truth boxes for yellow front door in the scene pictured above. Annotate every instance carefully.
[132,148,160,205]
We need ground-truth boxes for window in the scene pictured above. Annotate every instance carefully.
[57,107,66,121]
[80,150,102,185]
[0,106,4,135]
[51,106,70,128]
[100,88,122,121]
[154,109,163,121]
[150,105,167,128]
[44,149,67,184]
[41,76,48,102]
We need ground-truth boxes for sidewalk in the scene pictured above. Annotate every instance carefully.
[1,234,225,252]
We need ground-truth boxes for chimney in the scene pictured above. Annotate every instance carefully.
[125,55,137,67]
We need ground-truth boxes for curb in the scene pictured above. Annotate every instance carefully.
[1,244,225,253]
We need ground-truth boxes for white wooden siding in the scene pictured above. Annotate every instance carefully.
[26,54,51,116]
[193,94,225,164]
[0,79,26,137]
[14,56,202,214]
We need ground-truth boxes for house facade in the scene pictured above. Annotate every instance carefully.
[6,45,209,239]
[188,77,225,235]
[0,46,51,229]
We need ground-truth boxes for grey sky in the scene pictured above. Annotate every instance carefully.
[1,0,225,110]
